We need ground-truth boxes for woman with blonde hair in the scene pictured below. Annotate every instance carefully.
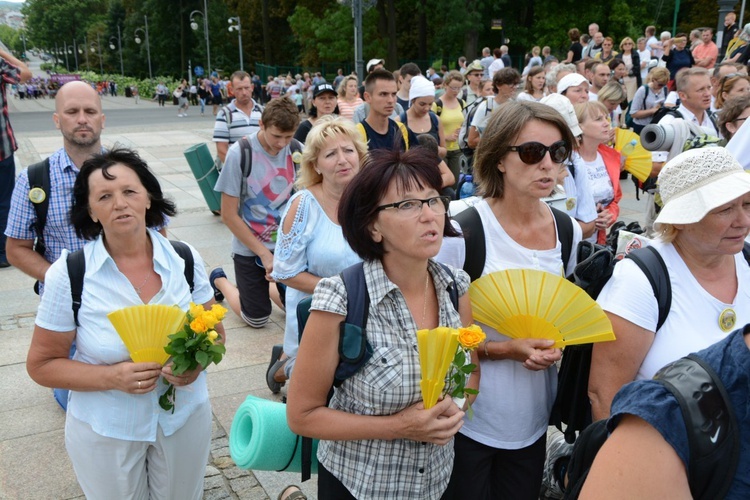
[336,75,363,121]
[715,73,750,110]
[267,116,367,392]
[573,100,622,244]
[523,46,543,76]
[517,66,546,102]
[433,70,467,189]
[628,67,670,134]
[597,80,627,128]
[618,37,642,100]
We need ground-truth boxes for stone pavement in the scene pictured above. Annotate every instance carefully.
[0,85,649,500]
[0,95,319,499]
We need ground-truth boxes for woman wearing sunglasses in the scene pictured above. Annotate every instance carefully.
[573,101,623,245]
[714,73,750,110]
[287,148,476,499]
[440,101,581,499]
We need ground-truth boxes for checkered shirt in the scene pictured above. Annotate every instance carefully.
[0,57,21,161]
[310,259,470,499]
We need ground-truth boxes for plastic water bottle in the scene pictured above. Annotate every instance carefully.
[459,175,475,199]
[621,139,637,156]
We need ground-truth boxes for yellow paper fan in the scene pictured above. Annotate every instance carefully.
[615,128,652,182]
[469,269,614,348]
[416,327,459,409]
[108,304,187,364]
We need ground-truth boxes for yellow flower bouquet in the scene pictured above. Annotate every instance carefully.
[159,302,227,412]
[416,324,485,414]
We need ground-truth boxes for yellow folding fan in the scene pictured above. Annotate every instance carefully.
[416,327,459,409]
[469,269,614,348]
[108,304,187,364]
[615,128,652,182]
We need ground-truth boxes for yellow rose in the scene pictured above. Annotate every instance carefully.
[190,316,208,333]
[202,311,219,329]
[189,302,204,319]
[458,324,485,350]
[211,303,228,321]
[207,330,219,343]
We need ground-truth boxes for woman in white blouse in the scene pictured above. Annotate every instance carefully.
[26,149,221,499]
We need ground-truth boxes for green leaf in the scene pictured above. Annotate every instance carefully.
[461,363,476,374]
[464,388,479,395]
[454,350,465,366]
[159,383,176,413]
[196,350,210,368]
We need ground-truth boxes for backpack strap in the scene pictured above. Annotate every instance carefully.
[27,158,51,257]
[66,249,86,327]
[67,240,196,327]
[169,240,195,293]
[437,262,459,311]
[453,206,485,282]
[625,246,671,331]
[435,98,443,116]
[356,122,367,144]
[237,136,253,206]
[395,121,410,150]
[221,105,233,126]
[653,354,740,500]
[551,207,574,273]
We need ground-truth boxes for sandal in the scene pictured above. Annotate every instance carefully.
[266,344,286,394]
[278,485,307,500]
[209,267,226,302]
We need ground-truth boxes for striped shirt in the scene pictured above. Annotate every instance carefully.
[212,100,262,145]
[0,57,21,160]
[310,259,470,499]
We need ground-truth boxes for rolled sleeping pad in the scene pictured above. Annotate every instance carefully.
[183,143,222,215]
[229,394,319,473]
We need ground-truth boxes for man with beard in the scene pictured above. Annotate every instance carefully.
[5,81,107,409]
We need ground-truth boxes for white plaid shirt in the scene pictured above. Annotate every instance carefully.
[311,259,470,499]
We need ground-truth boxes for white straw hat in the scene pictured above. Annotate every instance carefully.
[654,147,750,229]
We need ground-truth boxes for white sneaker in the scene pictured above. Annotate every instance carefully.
[541,428,573,499]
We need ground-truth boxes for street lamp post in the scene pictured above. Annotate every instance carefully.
[228,16,243,71]
[63,45,70,71]
[91,35,103,78]
[190,0,211,76]
[84,35,89,71]
[71,41,79,71]
[134,15,153,81]
[109,25,124,76]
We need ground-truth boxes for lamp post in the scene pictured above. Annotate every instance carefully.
[134,15,152,81]
[70,41,79,70]
[91,34,103,78]
[190,0,211,76]
[109,25,124,76]
[228,16,243,71]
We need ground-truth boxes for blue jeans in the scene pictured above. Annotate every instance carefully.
[0,153,15,263]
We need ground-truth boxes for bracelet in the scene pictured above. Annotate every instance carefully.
[483,341,492,359]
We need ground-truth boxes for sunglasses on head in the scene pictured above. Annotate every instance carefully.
[508,140,569,164]
[720,73,745,91]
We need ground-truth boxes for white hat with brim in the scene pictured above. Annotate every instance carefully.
[367,58,385,72]
[557,73,588,95]
[654,147,750,230]
[540,93,583,137]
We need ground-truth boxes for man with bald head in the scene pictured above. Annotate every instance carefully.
[6,81,109,408]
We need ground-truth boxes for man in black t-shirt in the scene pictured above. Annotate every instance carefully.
[358,69,419,151]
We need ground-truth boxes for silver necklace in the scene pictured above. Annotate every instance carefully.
[132,272,152,296]
[421,271,430,328]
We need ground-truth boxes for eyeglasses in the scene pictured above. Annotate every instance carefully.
[448,85,463,92]
[508,140,569,164]
[720,73,745,91]
[376,196,450,217]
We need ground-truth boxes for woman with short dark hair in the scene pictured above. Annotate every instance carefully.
[287,148,476,499]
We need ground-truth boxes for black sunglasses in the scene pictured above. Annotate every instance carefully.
[508,140,569,164]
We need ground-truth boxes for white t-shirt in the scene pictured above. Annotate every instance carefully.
[638,49,652,80]
[563,153,598,223]
[470,98,498,137]
[436,199,582,449]
[488,58,505,79]
[597,240,750,380]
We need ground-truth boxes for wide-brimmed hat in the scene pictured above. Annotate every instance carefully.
[654,147,750,229]
[557,73,588,95]
[465,59,483,74]
[366,58,385,72]
[540,93,583,137]
[312,83,336,98]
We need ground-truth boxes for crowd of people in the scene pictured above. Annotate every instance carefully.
[5,10,750,500]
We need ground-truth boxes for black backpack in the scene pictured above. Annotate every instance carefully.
[292,261,460,481]
[564,352,740,500]
[65,240,195,327]
[27,158,52,294]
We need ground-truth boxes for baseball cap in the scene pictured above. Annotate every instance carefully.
[313,83,336,98]
[540,93,583,137]
[367,58,385,73]
[557,73,589,95]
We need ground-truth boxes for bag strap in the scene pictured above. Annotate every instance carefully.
[435,98,443,116]
[238,136,253,207]
[67,240,196,327]
[653,354,740,500]
[551,207,574,273]
[221,105,233,126]
[625,246,671,331]
[396,120,410,150]
[453,206,485,282]
[27,158,51,257]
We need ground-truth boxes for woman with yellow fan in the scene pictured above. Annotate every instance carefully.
[26,149,223,499]
[287,149,476,499]
[437,101,583,499]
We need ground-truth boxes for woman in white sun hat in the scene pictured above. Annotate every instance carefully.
[590,147,750,420]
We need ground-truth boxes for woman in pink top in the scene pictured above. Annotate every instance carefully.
[336,75,363,121]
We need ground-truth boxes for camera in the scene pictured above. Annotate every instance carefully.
[640,123,676,151]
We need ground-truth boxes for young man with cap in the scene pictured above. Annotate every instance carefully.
[213,71,263,163]
[558,73,591,104]
[293,83,339,143]
[463,59,484,105]
[357,69,419,151]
